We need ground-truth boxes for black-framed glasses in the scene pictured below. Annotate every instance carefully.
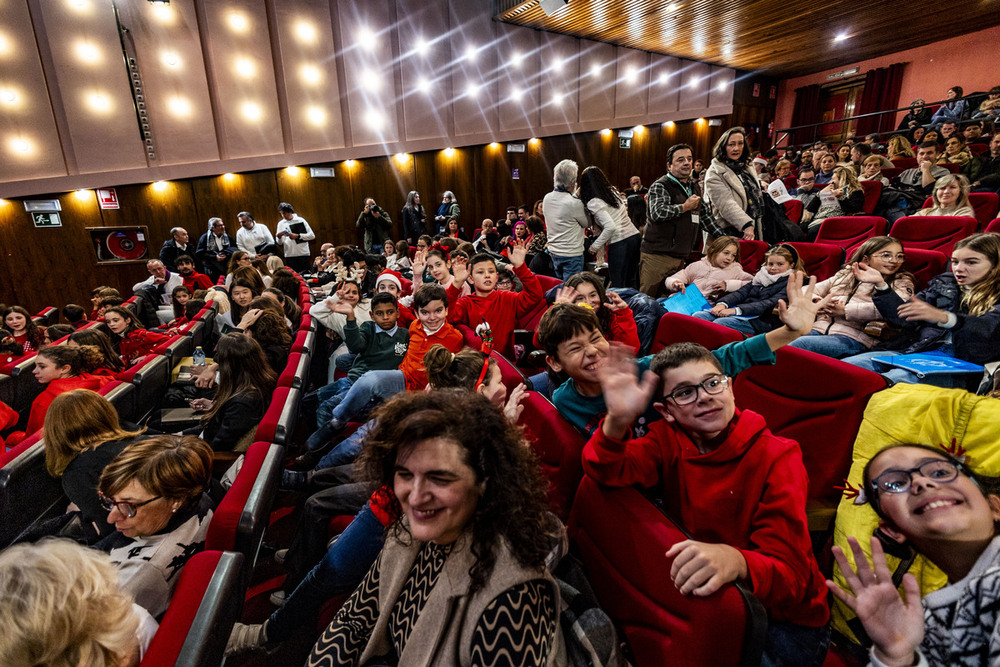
[100,494,162,518]
[663,374,729,406]
[871,460,962,496]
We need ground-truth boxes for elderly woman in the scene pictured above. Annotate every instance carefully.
[913,173,975,217]
[704,126,765,240]
[433,191,460,236]
[96,434,215,617]
[0,539,158,666]
[859,155,891,187]
[542,158,592,279]
[306,390,565,665]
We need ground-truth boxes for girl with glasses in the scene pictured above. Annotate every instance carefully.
[831,443,1000,667]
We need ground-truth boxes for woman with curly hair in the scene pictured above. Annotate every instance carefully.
[886,134,915,160]
[304,390,564,665]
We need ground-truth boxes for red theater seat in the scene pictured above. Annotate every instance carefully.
[291,328,316,354]
[517,391,586,521]
[737,239,768,274]
[786,242,845,281]
[652,313,744,354]
[902,248,949,291]
[782,175,798,190]
[880,167,902,180]
[814,216,888,256]
[255,387,300,446]
[32,306,58,327]
[153,335,194,365]
[859,180,882,214]
[119,354,170,421]
[986,218,1000,234]
[491,351,530,393]
[891,216,978,257]
[569,476,766,667]
[890,157,916,169]
[139,550,244,667]
[783,199,803,224]
[277,352,310,389]
[922,192,999,230]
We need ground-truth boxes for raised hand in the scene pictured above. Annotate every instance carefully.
[606,291,629,312]
[598,343,658,438]
[775,270,834,337]
[509,240,528,267]
[503,383,527,424]
[330,301,356,317]
[851,261,885,285]
[827,537,924,666]
[554,286,580,305]
[451,255,469,285]
[411,250,427,277]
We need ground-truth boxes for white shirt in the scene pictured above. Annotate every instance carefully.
[235,222,275,258]
[132,271,183,305]
[275,215,316,258]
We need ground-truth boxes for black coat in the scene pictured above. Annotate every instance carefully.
[718,275,790,333]
[159,240,195,272]
[196,232,236,279]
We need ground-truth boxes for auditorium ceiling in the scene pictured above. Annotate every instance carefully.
[495,0,1000,77]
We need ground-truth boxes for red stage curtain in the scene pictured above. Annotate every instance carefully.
[789,84,822,144]
[855,63,906,136]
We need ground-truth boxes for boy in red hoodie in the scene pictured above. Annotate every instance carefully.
[446,240,543,358]
[584,339,831,665]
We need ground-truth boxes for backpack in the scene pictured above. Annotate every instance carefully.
[760,194,804,243]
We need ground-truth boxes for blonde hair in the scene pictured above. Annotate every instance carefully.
[930,173,972,211]
[887,134,914,158]
[266,255,284,273]
[832,165,861,194]
[210,289,231,314]
[954,233,1000,316]
[0,539,139,667]
[44,389,144,477]
[861,155,884,170]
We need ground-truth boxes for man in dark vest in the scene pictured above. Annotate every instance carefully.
[639,144,704,297]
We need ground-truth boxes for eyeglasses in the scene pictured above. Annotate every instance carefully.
[100,494,162,518]
[873,252,905,261]
[871,460,962,496]
[798,177,815,183]
[663,374,729,405]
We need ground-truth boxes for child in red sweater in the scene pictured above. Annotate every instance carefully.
[103,306,170,366]
[446,240,543,359]
[584,340,831,665]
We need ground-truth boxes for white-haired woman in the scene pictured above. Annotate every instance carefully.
[433,191,460,236]
[542,159,592,280]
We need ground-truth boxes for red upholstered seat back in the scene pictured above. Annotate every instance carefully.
[890,157,916,169]
[737,240,768,274]
[652,313,744,354]
[890,216,978,257]
[813,216,888,256]
[517,391,586,521]
[569,477,763,667]
[859,180,882,214]
[880,167,902,180]
[490,351,527,394]
[732,348,887,504]
[986,218,1000,235]
[901,248,949,291]
[782,175,798,190]
[786,242,845,281]
[782,199,803,224]
[969,193,999,229]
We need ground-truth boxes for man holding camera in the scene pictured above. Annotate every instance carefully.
[356,197,392,253]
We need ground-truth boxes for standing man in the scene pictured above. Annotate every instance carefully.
[159,227,191,272]
[639,144,704,297]
[626,175,649,231]
[542,159,591,280]
[236,211,276,258]
[356,198,392,254]
[275,202,316,273]
[196,217,236,282]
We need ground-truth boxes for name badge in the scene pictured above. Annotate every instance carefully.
[691,213,700,226]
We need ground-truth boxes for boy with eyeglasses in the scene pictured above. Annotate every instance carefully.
[580,271,833,665]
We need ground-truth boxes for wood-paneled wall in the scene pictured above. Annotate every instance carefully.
[0,111,759,316]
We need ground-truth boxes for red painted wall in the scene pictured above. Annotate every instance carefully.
[774,25,1000,139]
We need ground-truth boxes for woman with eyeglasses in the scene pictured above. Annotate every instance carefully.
[787,237,914,359]
[913,173,975,218]
[96,434,215,617]
[831,443,1000,667]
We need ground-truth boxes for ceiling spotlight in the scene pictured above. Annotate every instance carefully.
[74,189,90,200]
[600,128,611,137]
[551,92,563,105]
[443,147,455,157]
[833,32,849,42]
[240,101,262,121]
[300,64,322,85]
[344,159,356,167]
[294,21,318,43]
[147,0,170,5]
[285,166,301,176]
[235,57,256,78]
[489,142,499,149]
[417,77,432,95]
[528,137,540,145]
[366,110,385,130]
[168,95,191,116]
[465,82,480,98]
[658,71,670,85]
[306,106,326,126]
[632,125,645,134]
[464,45,477,62]
[625,65,638,83]
[227,12,248,32]
[415,38,430,56]
[74,41,101,64]
[590,63,601,77]
[1,89,16,104]
[551,58,564,73]
[152,180,168,191]
[509,51,522,68]
[357,26,376,51]
[394,152,409,163]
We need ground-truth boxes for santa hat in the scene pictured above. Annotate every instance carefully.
[376,269,402,291]
[752,156,768,167]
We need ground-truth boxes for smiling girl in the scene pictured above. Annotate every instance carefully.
[103,306,169,367]
[842,233,1000,385]
[410,245,472,298]
[914,174,975,218]
[831,443,1000,666]
[665,235,752,301]
[3,305,43,353]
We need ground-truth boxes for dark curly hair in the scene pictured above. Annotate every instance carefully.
[357,390,556,594]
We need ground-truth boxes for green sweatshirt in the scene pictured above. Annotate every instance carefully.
[343,319,410,382]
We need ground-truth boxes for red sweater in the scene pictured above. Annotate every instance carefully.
[399,320,463,390]
[119,329,170,367]
[25,374,111,434]
[183,272,214,291]
[582,409,829,627]
[445,263,543,358]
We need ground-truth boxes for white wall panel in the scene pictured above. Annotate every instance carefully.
[495,23,540,134]
[338,0,400,147]
[648,54,681,114]
[395,0,452,142]
[449,1,498,138]
[577,39,616,124]
[613,46,650,119]
[538,31,579,128]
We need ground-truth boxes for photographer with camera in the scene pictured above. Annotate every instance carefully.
[356,197,393,254]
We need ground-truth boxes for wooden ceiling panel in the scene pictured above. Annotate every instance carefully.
[495,0,1000,77]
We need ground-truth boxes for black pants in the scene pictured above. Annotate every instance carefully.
[285,255,311,274]
[132,287,164,329]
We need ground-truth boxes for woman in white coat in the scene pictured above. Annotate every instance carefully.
[703,126,765,241]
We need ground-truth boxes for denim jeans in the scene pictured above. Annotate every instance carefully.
[330,369,406,423]
[315,420,373,470]
[550,253,584,281]
[316,378,354,427]
[692,310,757,336]
[528,371,553,400]
[607,234,641,289]
[841,345,963,387]
[786,332,868,359]
[760,620,830,667]
[265,503,384,642]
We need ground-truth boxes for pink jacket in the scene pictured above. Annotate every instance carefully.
[810,271,914,347]
[665,257,752,297]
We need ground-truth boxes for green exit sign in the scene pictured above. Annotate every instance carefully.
[31,211,62,227]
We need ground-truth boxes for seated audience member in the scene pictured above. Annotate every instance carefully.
[843,233,1000,386]
[311,279,372,379]
[0,539,158,666]
[103,306,170,367]
[693,244,803,335]
[860,155,891,186]
[305,390,564,665]
[472,218,501,253]
[175,254,213,291]
[972,86,1000,120]
[788,237,914,358]
[158,227,191,272]
[553,271,640,352]
[886,134,915,160]
[3,305,44,352]
[224,250,253,288]
[923,129,941,147]
[271,267,302,302]
[313,284,463,437]
[897,98,932,131]
[44,323,74,345]
[237,299,292,374]
[390,240,412,271]
[444,218,467,240]
[132,259,183,327]
[91,287,121,319]
[536,271,829,434]
[773,159,792,181]
[913,173,975,217]
[972,134,1000,193]
[815,153,837,185]
[196,216,236,282]
[263,286,303,327]
[187,333,275,451]
[252,257,275,288]
[164,295,202,333]
[930,86,967,127]
[665,235,753,301]
[832,444,1000,667]
[803,166,865,238]
[583,340,829,665]
[96,435,215,617]
[168,285,192,324]
[446,244,543,358]
[220,265,266,333]
[790,167,820,210]
[495,267,516,292]
[939,121,959,143]
[410,245,471,297]
[499,219,531,257]
[63,303,89,329]
[963,121,984,142]
[938,135,978,180]
[886,141,951,220]
[42,389,146,543]
[68,328,125,376]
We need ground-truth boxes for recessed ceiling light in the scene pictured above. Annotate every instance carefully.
[834,32,849,42]
[295,21,318,44]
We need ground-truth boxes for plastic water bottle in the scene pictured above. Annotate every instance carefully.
[192,346,206,366]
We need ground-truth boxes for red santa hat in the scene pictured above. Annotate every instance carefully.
[375,269,403,291]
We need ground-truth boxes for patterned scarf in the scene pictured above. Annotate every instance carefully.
[725,157,764,225]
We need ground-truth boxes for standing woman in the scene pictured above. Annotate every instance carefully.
[578,165,641,288]
[434,191,460,236]
[3,306,44,353]
[704,126,765,240]
[401,191,426,245]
